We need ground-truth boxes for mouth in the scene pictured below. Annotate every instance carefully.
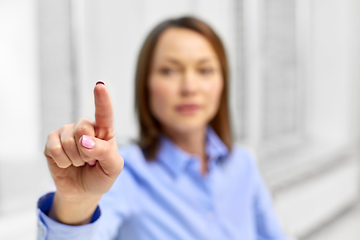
[175,103,201,115]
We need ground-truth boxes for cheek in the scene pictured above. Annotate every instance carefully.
[204,78,223,111]
[149,78,176,117]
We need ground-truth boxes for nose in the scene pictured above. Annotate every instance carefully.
[180,70,198,96]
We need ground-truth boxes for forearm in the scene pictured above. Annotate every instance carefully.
[48,192,101,225]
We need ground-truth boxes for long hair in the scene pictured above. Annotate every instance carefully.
[134,16,232,160]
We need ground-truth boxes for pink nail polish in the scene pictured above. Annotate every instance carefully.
[88,161,96,166]
[81,135,95,149]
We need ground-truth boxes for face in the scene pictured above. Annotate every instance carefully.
[148,27,223,134]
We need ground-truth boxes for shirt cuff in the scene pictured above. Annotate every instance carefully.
[37,192,101,240]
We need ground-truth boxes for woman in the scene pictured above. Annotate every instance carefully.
[37,16,289,240]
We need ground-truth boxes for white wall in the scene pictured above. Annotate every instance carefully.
[271,0,360,238]
[0,1,44,239]
[0,0,41,161]
[309,0,355,146]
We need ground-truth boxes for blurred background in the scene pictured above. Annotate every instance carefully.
[1,0,360,239]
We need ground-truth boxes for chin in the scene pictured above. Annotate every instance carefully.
[166,120,208,134]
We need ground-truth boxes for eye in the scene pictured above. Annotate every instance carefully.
[159,67,176,75]
[199,68,214,75]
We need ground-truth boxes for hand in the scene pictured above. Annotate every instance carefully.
[44,82,124,224]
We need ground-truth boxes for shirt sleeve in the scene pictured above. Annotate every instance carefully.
[37,161,140,240]
[250,159,290,240]
[37,192,101,240]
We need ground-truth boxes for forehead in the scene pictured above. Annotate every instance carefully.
[153,27,217,61]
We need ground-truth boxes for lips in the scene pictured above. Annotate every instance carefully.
[175,104,200,115]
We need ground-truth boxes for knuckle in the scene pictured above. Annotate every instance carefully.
[47,130,58,140]
[60,124,75,134]
[49,145,63,158]
[62,138,76,149]
[76,118,93,127]
[60,124,70,131]
[75,125,90,136]
[64,123,73,129]
[96,127,114,140]
[75,118,95,135]
[77,117,87,123]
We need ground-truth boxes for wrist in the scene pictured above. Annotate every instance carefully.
[55,189,102,203]
[49,192,101,225]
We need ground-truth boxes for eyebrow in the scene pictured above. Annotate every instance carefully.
[162,57,215,66]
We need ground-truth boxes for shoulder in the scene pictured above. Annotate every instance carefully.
[227,144,262,180]
[230,144,258,168]
[230,144,255,159]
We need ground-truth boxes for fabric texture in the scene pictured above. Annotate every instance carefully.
[37,126,289,240]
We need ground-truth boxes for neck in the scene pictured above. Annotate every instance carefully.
[163,126,208,174]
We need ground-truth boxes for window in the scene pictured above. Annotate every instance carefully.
[240,0,307,157]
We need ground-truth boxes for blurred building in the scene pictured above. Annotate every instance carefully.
[1,0,360,239]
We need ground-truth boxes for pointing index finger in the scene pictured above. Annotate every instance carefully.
[94,81,114,139]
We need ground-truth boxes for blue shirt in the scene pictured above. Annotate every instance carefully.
[37,126,289,240]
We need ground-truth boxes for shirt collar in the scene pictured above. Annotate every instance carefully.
[156,125,229,177]
[205,125,229,161]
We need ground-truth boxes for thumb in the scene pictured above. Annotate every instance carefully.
[79,135,123,176]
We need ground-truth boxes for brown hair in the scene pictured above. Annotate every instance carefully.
[134,16,232,160]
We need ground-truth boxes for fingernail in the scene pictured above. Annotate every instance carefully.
[81,135,95,149]
[96,80,105,85]
[88,161,96,166]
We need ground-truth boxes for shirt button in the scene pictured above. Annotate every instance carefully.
[207,212,215,220]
